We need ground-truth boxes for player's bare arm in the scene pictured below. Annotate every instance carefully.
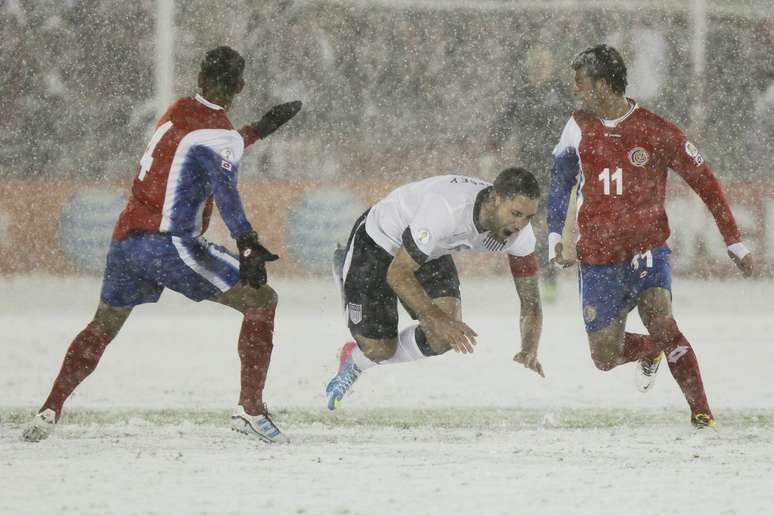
[386,247,478,354]
[511,264,545,378]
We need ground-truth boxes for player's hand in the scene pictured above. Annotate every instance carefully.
[513,350,545,378]
[421,314,478,354]
[728,250,753,278]
[551,242,576,268]
[236,231,279,288]
[251,100,302,139]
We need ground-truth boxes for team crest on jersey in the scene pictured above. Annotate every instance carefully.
[348,303,362,324]
[628,147,649,167]
[416,229,432,245]
[684,141,704,166]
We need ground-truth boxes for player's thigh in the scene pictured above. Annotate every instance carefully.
[342,228,400,345]
[637,288,673,329]
[633,246,674,328]
[580,261,630,365]
[100,237,164,308]
[146,235,242,303]
[579,260,629,334]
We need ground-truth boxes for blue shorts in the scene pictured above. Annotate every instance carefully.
[100,232,240,307]
[579,245,672,333]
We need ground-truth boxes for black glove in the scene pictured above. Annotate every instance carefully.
[236,231,279,288]
[251,100,302,139]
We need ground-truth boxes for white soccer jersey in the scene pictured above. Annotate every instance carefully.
[365,174,536,262]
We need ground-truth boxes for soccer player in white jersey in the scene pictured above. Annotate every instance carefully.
[326,167,545,409]
[22,47,301,444]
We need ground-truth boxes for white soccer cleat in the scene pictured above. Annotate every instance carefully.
[231,405,288,444]
[635,351,664,393]
[21,409,57,442]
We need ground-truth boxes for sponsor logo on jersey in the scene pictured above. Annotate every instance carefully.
[348,303,363,324]
[684,141,704,166]
[221,159,233,171]
[628,147,649,167]
[416,229,432,245]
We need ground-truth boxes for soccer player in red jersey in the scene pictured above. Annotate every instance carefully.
[22,47,301,443]
[547,44,753,428]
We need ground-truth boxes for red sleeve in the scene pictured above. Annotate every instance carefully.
[509,253,539,278]
[238,125,260,148]
[666,128,741,245]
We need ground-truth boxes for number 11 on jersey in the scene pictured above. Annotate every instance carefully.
[599,167,623,195]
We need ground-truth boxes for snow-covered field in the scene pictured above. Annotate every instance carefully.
[1,274,773,516]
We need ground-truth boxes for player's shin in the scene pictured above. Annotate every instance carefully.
[238,307,275,416]
[380,325,437,365]
[650,317,713,418]
[622,332,661,363]
[41,321,114,419]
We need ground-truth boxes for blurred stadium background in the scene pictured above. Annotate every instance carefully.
[1,0,773,278]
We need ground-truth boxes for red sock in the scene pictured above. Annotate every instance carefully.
[238,308,275,416]
[41,322,113,420]
[650,318,712,417]
[621,332,661,363]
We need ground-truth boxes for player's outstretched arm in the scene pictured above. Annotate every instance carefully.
[509,255,544,378]
[387,247,478,354]
[240,100,303,146]
[668,133,754,277]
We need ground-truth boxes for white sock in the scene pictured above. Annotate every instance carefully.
[350,345,378,371]
[380,325,426,365]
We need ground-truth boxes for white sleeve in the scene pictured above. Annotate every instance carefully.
[402,194,455,263]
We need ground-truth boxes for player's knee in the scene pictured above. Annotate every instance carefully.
[589,344,618,371]
[357,337,397,362]
[591,356,616,371]
[242,284,278,311]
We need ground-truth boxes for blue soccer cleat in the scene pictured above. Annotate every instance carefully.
[326,342,362,410]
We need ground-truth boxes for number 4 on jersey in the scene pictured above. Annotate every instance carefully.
[138,121,173,181]
[599,167,623,195]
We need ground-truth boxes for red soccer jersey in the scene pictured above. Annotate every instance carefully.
[112,95,259,241]
[548,100,741,264]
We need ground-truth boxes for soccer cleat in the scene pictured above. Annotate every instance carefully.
[231,405,288,444]
[21,409,57,442]
[326,342,361,410]
[635,351,664,393]
[691,413,717,430]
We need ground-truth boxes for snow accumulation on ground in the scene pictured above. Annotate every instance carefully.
[1,275,772,516]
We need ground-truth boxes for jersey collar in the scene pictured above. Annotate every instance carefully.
[473,186,493,233]
[600,98,637,128]
[194,93,225,111]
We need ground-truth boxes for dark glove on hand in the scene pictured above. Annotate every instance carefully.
[251,100,302,139]
[236,231,279,288]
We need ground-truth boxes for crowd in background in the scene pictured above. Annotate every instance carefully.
[2,0,773,183]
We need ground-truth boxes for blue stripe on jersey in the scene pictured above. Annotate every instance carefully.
[547,147,580,235]
[192,145,252,238]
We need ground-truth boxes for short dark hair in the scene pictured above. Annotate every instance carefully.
[571,44,627,95]
[493,167,540,200]
[200,46,245,96]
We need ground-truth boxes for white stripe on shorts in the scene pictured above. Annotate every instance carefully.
[172,236,232,292]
